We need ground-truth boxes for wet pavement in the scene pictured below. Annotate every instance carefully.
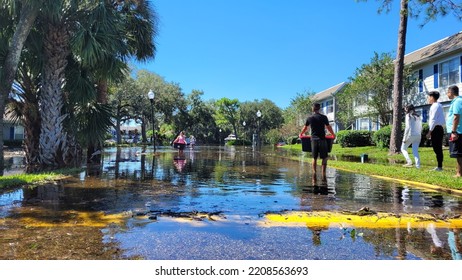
[1,145,462,260]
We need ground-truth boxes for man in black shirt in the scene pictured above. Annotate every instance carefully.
[299,103,336,182]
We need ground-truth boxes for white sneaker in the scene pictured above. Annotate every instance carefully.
[402,163,413,167]
[433,167,443,171]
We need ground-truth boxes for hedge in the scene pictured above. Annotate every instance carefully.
[336,130,374,148]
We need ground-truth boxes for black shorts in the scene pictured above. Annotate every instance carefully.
[449,133,462,158]
[174,143,186,150]
[311,139,328,159]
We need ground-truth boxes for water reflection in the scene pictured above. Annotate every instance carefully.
[1,146,462,260]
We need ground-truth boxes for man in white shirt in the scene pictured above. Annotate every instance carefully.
[426,91,445,171]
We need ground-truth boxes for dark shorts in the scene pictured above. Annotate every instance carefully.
[449,133,462,158]
[311,139,328,159]
[174,143,186,150]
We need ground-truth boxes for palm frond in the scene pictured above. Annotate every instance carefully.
[74,102,114,146]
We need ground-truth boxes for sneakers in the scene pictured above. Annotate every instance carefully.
[432,167,443,171]
[402,163,413,167]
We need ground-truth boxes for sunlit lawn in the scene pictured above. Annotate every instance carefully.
[0,169,79,190]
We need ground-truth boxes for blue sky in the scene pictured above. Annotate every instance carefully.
[133,0,462,109]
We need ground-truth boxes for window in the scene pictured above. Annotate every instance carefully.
[408,70,422,96]
[355,94,368,107]
[324,100,334,114]
[439,57,460,88]
[359,118,369,131]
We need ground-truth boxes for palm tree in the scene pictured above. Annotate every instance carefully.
[37,0,157,167]
[81,0,157,163]
[0,0,42,174]
[8,28,43,170]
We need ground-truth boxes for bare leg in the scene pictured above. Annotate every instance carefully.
[312,159,317,176]
[456,158,462,177]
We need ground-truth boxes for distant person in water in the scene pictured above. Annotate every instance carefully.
[189,135,196,149]
[173,131,187,156]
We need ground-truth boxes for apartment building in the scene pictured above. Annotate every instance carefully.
[312,31,462,131]
[405,31,462,122]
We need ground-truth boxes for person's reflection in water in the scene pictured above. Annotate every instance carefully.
[307,226,328,246]
[174,157,187,172]
[395,227,408,260]
[311,174,328,195]
[427,223,446,257]
[448,228,462,260]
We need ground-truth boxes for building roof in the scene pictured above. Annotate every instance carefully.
[312,82,348,101]
[404,31,462,65]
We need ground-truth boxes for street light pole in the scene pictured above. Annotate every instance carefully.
[242,121,246,149]
[148,89,156,152]
[256,110,262,148]
[219,129,222,146]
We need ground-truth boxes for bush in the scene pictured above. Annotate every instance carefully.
[372,125,392,149]
[336,130,374,148]
[420,123,430,147]
[287,136,300,145]
[373,123,430,148]
[226,139,251,146]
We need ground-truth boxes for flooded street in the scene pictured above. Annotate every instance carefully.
[1,146,462,260]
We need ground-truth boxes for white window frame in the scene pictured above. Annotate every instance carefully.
[439,57,460,88]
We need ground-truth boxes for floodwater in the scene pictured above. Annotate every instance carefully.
[1,145,462,260]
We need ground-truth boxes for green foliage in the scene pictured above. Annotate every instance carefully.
[239,99,284,144]
[226,139,251,146]
[265,128,282,145]
[215,97,240,137]
[0,172,64,189]
[287,136,300,145]
[372,125,393,149]
[336,130,374,148]
[280,91,315,139]
[372,123,430,148]
[420,123,430,147]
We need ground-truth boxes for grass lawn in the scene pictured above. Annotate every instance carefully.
[283,143,462,191]
[0,169,79,190]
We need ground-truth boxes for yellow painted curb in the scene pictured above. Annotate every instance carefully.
[265,211,462,229]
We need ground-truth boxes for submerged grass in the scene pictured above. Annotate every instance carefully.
[283,143,462,191]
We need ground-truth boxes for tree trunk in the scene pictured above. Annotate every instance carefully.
[39,22,70,167]
[141,117,147,143]
[0,4,38,175]
[389,0,408,154]
[86,80,109,164]
[22,88,41,171]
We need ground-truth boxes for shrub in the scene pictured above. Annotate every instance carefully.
[420,123,430,147]
[373,123,431,148]
[336,130,374,148]
[287,136,300,145]
[226,139,251,146]
[373,125,392,149]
